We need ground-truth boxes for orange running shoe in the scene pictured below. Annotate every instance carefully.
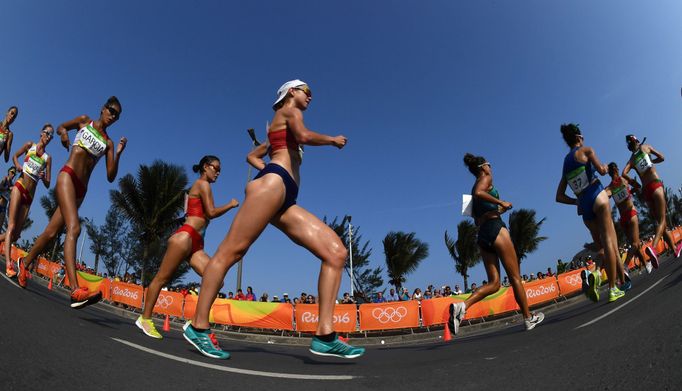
[6,261,17,278]
[17,258,27,288]
[70,287,102,309]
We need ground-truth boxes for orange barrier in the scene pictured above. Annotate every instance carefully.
[210,299,294,330]
[183,294,198,320]
[110,281,143,308]
[36,258,61,279]
[556,268,585,296]
[523,277,560,306]
[420,296,457,327]
[358,301,420,331]
[145,289,184,317]
[294,304,357,332]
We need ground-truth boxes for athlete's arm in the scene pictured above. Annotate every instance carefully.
[473,175,510,209]
[620,160,636,184]
[198,181,239,219]
[4,131,13,163]
[246,142,269,170]
[645,145,664,164]
[12,141,31,170]
[555,177,577,205]
[57,115,90,151]
[105,137,127,182]
[286,109,346,148]
[584,147,607,175]
[42,156,52,188]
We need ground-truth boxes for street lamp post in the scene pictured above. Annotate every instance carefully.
[347,215,354,298]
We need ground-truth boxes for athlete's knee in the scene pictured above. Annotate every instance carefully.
[65,221,81,238]
[327,244,347,269]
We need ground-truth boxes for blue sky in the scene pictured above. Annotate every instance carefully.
[3,1,682,298]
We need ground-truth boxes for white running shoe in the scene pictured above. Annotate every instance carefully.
[525,312,545,331]
[448,302,466,336]
[645,262,653,274]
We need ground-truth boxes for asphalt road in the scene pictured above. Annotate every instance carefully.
[1,255,681,391]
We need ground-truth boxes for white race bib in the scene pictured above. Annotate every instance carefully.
[76,124,107,158]
[566,166,589,195]
[611,185,629,204]
[23,155,44,178]
[633,150,653,175]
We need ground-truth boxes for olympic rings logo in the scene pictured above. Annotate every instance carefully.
[156,294,174,309]
[563,274,582,287]
[371,306,408,324]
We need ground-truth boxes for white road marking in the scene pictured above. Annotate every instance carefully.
[0,269,21,288]
[111,338,357,380]
[575,273,670,329]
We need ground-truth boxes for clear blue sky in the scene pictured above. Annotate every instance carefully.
[3,1,682,298]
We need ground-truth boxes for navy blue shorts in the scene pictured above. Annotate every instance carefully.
[254,163,299,213]
[578,180,604,222]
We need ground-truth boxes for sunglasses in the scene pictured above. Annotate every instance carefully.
[106,106,120,119]
[42,131,53,138]
[477,162,491,168]
[295,86,312,97]
[207,163,221,173]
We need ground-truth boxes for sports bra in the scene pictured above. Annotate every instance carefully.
[73,122,109,159]
[268,128,303,160]
[472,186,500,218]
[609,177,631,205]
[185,196,206,218]
[22,144,49,182]
[563,147,598,196]
[632,149,654,175]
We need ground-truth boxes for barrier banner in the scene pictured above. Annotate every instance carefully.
[183,294,198,320]
[99,278,111,301]
[420,296,457,326]
[358,301,420,331]
[421,288,521,326]
[36,258,61,279]
[110,281,143,308]
[294,304,357,332]
[9,245,27,262]
[672,229,681,243]
[146,289,183,317]
[556,268,585,296]
[523,277,560,306]
[210,299,294,330]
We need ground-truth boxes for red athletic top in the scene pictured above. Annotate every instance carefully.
[186,197,205,218]
[268,129,299,152]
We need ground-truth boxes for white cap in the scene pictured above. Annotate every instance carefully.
[273,79,307,109]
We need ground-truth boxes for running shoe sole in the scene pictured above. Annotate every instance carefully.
[308,348,363,359]
[587,273,600,302]
[71,291,102,309]
[675,243,682,258]
[182,332,229,359]
[525,312,545,331]
[448,303,464,335]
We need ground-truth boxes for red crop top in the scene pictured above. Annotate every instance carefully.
[186,197,205,218]
[268,129,299,152]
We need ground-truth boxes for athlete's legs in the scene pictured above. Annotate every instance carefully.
[23,207,65,269]
[463,247,501,309]
[647,187,674,251]
[188,250,210,275]
[271,205,348,336]
[142,233,192,319]
[593,192,619,289]
[192,175,285,329]
[626,215,645,268]
[55,171,84,291]
[494,228,531,319]
[4,186,24,265]
[585,217,625,284]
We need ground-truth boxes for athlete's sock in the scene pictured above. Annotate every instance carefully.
[315,332,337,342]
[191,325,209,333]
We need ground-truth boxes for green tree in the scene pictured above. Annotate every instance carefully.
[507,209,547,263]
[110,160,188,286]
[444,220,481,292]
[383,231,429,291]
[325,216,383,302]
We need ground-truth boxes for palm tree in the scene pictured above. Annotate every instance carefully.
[507,208,548,263]
[84,217,108,274]
[110,160,188,286]
[383,231,429,291]
[445,220,481,292]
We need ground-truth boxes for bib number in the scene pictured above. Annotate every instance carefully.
[566,166,589,195]
[77,125,107,157]
[612,185,629,204]
[633,151,653,175]
[23,155,44,178]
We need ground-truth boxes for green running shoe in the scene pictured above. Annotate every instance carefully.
[587,271,601,303]
[183,325,230,359]
[608,287,625,303]
[309,335,365,359]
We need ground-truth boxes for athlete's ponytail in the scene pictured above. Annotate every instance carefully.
[193,155,220,174]
[560,123,581,146]
[463,153,486,176]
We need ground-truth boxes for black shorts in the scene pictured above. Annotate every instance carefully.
[477,218,506,252]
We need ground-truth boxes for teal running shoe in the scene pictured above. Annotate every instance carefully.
[310,335,365,359]
[183,325,230,359]
[587,271,601,303]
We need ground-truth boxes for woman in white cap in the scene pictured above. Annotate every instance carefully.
[184,80,364,360]
[621,134,681,264]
